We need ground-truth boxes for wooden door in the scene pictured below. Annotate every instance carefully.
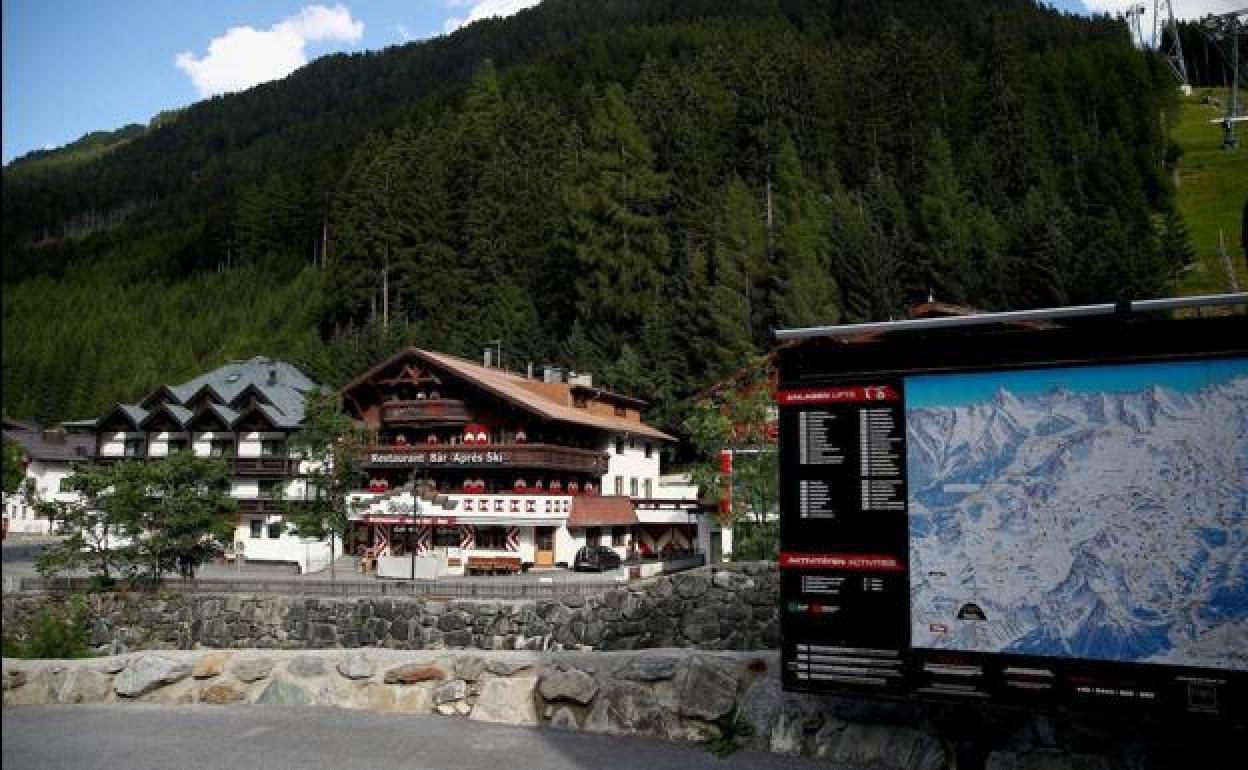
[535,527,555,567]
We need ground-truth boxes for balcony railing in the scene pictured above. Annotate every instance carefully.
[231,457,298,476]
[381,399,471,425]
[236,498,287,514]
[363,442,609,475]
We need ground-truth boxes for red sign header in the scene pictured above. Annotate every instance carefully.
[779,552,906,571]
[775,385,899,405]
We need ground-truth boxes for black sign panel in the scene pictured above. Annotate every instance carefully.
[776,314,1248,721]
[777,382,910,694]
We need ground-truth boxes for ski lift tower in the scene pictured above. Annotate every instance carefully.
[1156,0,1192,93]
[1204,8,1248,150]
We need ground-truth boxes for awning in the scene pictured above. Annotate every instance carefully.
[568,496,638,528]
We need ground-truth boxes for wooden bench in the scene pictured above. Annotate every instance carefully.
[466,556,522,576]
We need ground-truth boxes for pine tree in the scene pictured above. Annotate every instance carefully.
[768,136,839,329]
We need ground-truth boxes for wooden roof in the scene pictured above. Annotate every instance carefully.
[343,348,675,443]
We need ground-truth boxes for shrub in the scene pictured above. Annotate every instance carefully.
[0,597,94,659]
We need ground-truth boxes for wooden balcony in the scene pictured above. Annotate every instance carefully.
[381,399,471,426]
[363,442,609,475]
[231,457,298,476]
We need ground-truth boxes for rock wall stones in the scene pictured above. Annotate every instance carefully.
[4,649,1214,770]
[0,564,779,655]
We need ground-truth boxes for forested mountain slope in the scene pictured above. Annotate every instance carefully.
[2,0,1188,430]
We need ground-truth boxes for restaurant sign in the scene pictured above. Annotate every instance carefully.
[368,450,508,465]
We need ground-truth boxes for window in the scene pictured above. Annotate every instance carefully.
[643,479,652,498]
[614,404,626,417]
[612,526,628,547]
[630,478,639,497]
[267,521,283,539]
[614,476,624,496]
[476,526,508,549]
[250,519,263,539]
[615,437,625,455]
[123,438,145,458]
[645,442,653,459]
[210,439,235,457]
[629,437,637,450]
[167,439,188,454]
[261,439,286,457]
[586,527,602,546]
[433,527,461,548]
[574,395,589,409]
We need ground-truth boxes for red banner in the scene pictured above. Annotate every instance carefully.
[778,552,905,571]
[775,385,899,405]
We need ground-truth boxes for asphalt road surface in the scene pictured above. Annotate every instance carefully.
[3,705,829,770]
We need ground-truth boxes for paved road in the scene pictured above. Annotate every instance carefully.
[2,705,826,770]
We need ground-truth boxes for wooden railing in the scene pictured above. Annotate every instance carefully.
[363,442,609,475]
[381,399,471,425]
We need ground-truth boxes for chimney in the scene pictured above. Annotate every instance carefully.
[267,368,278,386]
[526,362,534,380]
[483,348,493,368]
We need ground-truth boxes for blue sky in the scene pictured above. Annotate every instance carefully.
[2,1,542,163]
[906,357,1248,410]
[2,1,1238,164]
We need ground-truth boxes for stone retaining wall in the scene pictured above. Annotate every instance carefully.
[1,564,779,654]
[4,648,1226,770]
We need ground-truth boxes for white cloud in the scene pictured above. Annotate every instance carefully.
[175,4,363,98]
[444,0,541,34]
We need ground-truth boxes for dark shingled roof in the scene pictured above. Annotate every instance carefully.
[91,357,319,431]
[3,426,94,463]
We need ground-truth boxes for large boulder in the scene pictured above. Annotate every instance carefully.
[199,683,246,704]
[432,679,467,704]
[287,655,326,678]
[538,666,597,704]
[192,652,231,679]
[336,652,375,680]
[56,667,111,704]
[584,681,672,739]
[453,656,487,682]
[384,664,446,684]
[614,655,679,682]
[231,657,275,683]
[470,675,540,726]
[115,655,192,698]
[256,678,314,707]
[677,655,739,721]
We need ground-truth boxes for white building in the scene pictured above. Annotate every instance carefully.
[341,348,718,575]
[69,357,339,573]
[2,419,93,537]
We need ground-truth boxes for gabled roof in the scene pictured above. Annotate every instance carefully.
[138,404,194,430]
[97,404,148,430]
[83,356,319,433]
[186,403,240,431]
[233,403,298,430]
[568,496,639,528]
[345,348,674,442]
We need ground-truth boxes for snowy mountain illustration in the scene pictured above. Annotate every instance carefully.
[906,360,1248,671]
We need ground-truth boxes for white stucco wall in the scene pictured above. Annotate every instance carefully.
[3,459,79,535]
[601,433,661,497]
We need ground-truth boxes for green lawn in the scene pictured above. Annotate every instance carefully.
[1173,87,1248,295]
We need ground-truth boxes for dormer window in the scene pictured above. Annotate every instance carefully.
[573,395,588,409]
[614,405,626,417]
[226,374,241,384]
